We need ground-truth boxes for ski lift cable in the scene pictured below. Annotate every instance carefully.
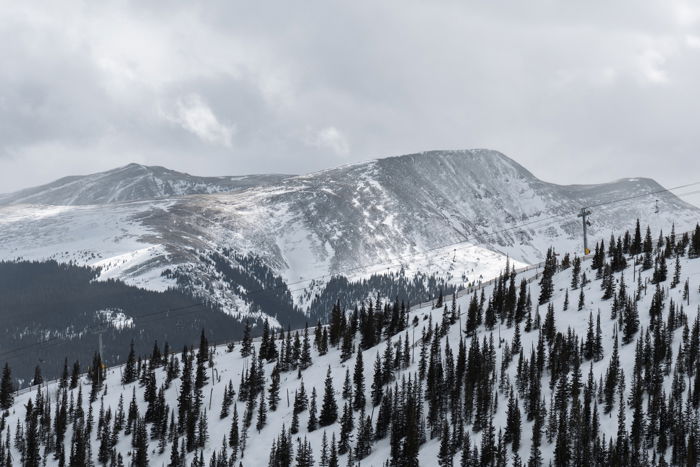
[585,181,700,210]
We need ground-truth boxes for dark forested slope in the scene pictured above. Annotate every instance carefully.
[0,260,254,385]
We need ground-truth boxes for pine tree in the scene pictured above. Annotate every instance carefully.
[295,437,314,467]
[511,322,522,356]
[371,352,383,407]
[340,323,354,362]
[97,413,112,465]
[0,364,13,410]
[671,255,681,288]
[643,227,654,270]
[354,409,373,460]
[268,364,281,412]
[571,256,581,289]
[631,219,642,255]
[319,327,329,356]
[602,265,615,300]
[300,323,313,370]
[219,380,234,419]
[342,368,352,401]
[319,367,338,427]
[70,360,80,389]
[460,432,471,467]
[595,311,603,361]
[177,346,193,430]
[320,431,329,467]
[353,348,366,411]
[256,388,267,432]
[622,299,639,344]
[69,421,87,466]
[438,421,453,467]
[583,312,595,360]
[480,416,496,466]
[150,340,162,368]
[89,351,105,401]
[329,301,344,348]
[196,409,208,448]
[133,417,149,467]
[259,319,271,361]
[122,340,137,384]
[466,293,480,336]
[604,333,620,413]
[338,402,354,455]
[24,412,41,467]
[505,390,521,453]
[228,403,239,455]
[435,289,444,309]
[328,433,339,467]
[240,320,253,358]
[538,247,557,304]
[542,303,556,344]
[528,404,543,467]
[652,254,668,283]
[195,330,209,392]
[554,407,570,467]
[31,365,43,387]
[168,437,180,467]
[308,387,318,432]
[58,358,69,390]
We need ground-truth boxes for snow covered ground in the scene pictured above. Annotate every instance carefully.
[6,231,700,465]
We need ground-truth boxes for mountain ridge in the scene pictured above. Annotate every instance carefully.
[0,149,671,207]
[0,149,697,325]
[0,162,292,206]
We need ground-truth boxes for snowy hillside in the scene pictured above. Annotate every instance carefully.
[0,163,290,206]
[3,223,700,466]
[0,150,697,325]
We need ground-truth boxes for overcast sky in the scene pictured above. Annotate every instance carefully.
[1,1,700,205]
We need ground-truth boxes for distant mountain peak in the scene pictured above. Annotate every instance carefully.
[0,164,291,206]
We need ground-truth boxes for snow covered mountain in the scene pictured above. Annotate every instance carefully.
[0,163,290,205]
[4,223,700,466]
[0,150,697,324]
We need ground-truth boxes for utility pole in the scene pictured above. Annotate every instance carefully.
[578,208,592,255]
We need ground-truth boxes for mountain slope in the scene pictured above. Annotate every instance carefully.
[3,224,700,466]
[0,150,697,324]
[0,260,259,385]
[0,163,290,205]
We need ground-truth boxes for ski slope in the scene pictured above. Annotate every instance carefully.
[5,229,700,465]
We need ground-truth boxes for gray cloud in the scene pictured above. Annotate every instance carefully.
[1,0,699,206]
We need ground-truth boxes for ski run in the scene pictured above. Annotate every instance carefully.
[2,222,700,466]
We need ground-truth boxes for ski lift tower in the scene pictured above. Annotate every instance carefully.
[578,207,592,255]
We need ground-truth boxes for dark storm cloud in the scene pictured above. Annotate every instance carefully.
[1,0,699,206]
